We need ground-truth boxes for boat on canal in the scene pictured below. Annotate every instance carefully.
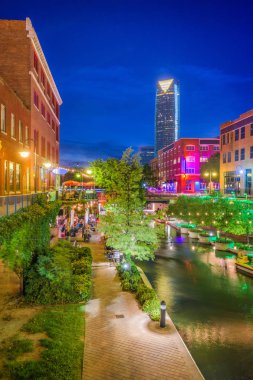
[235,256,253,278]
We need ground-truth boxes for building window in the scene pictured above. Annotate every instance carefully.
[185,180,192,190]
[56,125,59,142]
[26,168,30,192]
[41,70,45,87]
[18,121,23,142]
[16,163,21,192]
[4,160,8,192]
[186,145,195,151]
[223,153,226,163]
[251,124,253,136]
[226,133,230,144]
[200,157,208,162]
[241,148,245,160]
[200,145,208,151]
[241,127,245,139]
[186,168,195,174]
[222,135,225,145]
[228,152,231,163]
[235,129,239,141]
[41,137,46,157]
[250,146,253,159]
[235,149,239,161]
[34,91,39,109]
[9,162,14,192]
[213,145,219,151]
[186,156,195,162]
[41,103,46,118]
[34,52,39,73]
[47,82,51,98]
[25,126,29,142]
[1,104,6,133]
[11,113,15,138]
[47,112,50,125]
[47,142,51,160]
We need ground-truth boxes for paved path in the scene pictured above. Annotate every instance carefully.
[82,238,204,380]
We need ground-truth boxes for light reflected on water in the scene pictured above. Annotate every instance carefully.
[138,229,253,380]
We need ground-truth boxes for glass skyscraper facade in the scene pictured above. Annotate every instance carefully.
[155,79,180,155]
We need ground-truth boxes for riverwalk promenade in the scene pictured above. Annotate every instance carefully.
[82,234,204,380]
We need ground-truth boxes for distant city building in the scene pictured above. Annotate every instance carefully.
[155,79,180,155]
[155,137,220,193]
[0,18,62,195]
[220,109,253,195]
[138,146,154,165]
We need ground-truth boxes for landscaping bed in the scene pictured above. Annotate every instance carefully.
[116,262,160,321]
[0,242,92,380]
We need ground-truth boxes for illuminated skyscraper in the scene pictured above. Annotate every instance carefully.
[155,79,180,155]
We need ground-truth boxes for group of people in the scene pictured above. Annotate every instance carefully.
[57,212,97,242]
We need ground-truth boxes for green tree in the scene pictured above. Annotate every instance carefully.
[91,148,160,260]
[200,153,220,181]
[142,164,158,188]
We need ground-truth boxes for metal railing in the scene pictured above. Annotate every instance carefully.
[0,191,57,217]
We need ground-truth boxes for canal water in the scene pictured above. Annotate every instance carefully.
[138,227,253,380]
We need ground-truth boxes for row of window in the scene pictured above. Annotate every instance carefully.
[161,145,219,156]
[33,52,59,118]
[222,147,253,163]
[221,124,253,146]
[33,129,59,162]
[33,91,59,141]
[1,104,29,142]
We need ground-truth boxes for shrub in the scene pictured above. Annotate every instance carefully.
[136,284,157,305]
[25,244,92,305]
[143,298,161,321]
[116,263,161,321]
[216,237,234,244]
[235,243,253,251]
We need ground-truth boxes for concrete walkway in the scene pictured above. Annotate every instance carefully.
[82,237,204,380]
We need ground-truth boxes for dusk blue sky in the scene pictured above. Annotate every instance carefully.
[2,0,253,165]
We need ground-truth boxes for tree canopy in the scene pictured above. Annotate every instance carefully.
[91,148,161,260]
[200,153,220,181]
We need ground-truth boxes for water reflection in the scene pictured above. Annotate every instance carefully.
[138,228,253,380]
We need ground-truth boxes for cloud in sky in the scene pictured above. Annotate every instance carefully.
[60,139,134,165]
[181,65,253,85]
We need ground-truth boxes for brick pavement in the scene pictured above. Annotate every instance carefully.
[82,238,204,380]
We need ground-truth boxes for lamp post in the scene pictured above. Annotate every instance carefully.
[204,172,217,194]
[19,138,37,193]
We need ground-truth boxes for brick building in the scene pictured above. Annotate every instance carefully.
[156,137,220,193]
[220,109,253,195]
[0,18,62,195]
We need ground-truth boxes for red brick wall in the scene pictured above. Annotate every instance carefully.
[0,20,31,109]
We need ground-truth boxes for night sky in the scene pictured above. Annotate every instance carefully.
[2,0,253,165]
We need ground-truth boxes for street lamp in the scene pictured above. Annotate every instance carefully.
[19,138,37,193]
[204,172,217,194]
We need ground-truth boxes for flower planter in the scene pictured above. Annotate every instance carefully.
[214,242,233,251]
[188,230,201,239]
[180,227,190,234]
[198,235,211,244]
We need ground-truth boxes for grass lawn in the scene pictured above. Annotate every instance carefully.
[1,304,85,380]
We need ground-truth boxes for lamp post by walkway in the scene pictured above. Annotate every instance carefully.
[204,172,217,194]
[19,138,38,193]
